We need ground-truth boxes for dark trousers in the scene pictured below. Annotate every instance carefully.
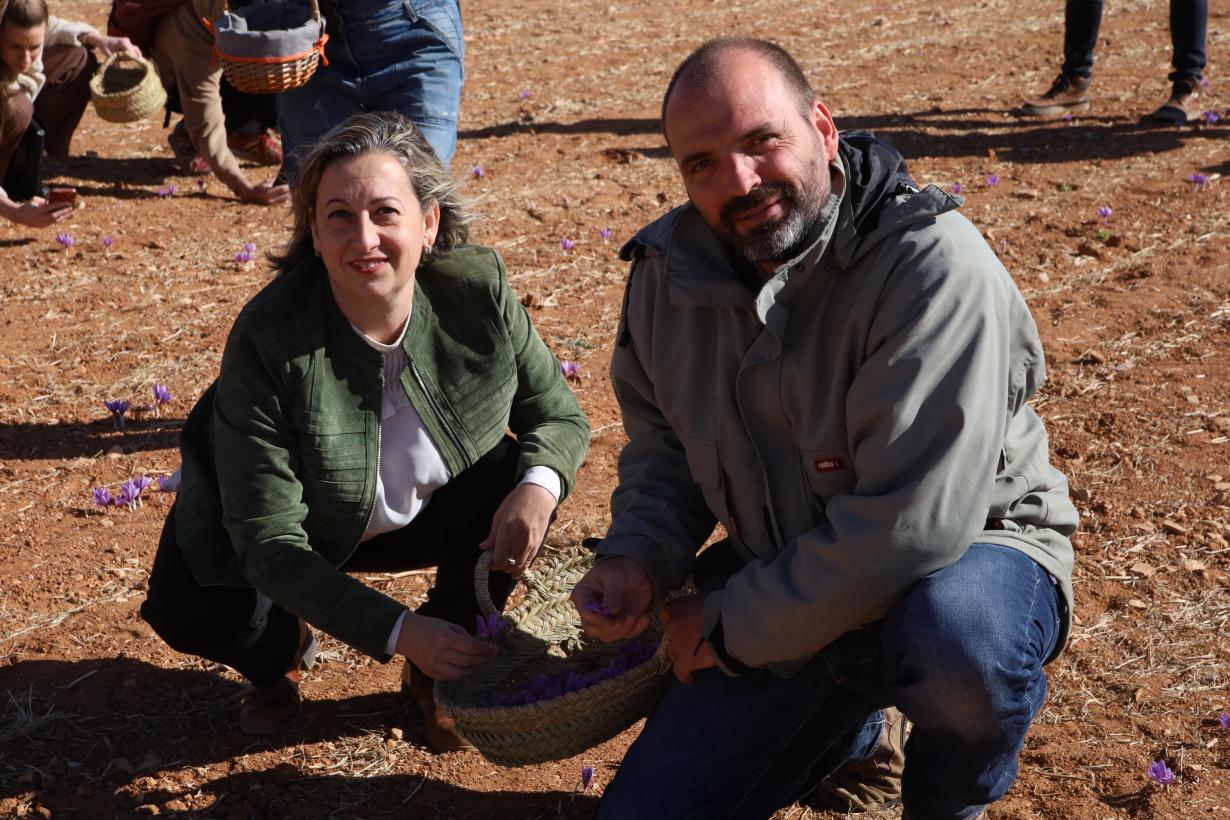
[1062,0,1207,82]
[0,45,96,189]
[141,438,521,687]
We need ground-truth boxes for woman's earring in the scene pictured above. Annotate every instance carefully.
[314,247,322,257]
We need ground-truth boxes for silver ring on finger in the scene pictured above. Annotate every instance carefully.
[506,557,518,566]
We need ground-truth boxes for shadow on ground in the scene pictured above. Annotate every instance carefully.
[0,420,182,461]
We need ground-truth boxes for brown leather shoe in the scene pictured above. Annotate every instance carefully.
[809,707,907,812]
[400,663,476,752]
[1149,77,1201,123]
[1021,73,1091,117]
[238,621,317,735]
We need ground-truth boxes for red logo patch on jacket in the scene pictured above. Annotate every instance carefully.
[814,456,845,473]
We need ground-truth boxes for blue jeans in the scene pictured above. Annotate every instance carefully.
[1062,0,1206,82]
[596,544,1063,820]
[277,0,464,178]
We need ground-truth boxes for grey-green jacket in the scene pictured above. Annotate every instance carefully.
[599,135,1076,674]
[174,245,590,659]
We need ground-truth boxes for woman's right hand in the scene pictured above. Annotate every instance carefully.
[395,612,498,681]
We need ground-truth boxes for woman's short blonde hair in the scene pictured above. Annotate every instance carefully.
[271,111,475,274]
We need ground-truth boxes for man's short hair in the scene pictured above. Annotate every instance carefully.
[661,37,817,137]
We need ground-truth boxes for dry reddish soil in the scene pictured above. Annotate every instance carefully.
[2,0,1230,817]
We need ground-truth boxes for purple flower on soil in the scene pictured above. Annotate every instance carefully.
[1148,759,1176,786]
[235,249,253,264]
[1200,77,1210,88]
[1097,205,1112,222]
[1203,111,1220,125]
[599,227,613,243]
[244,242,257,254]
[55,232,74,249]
[157,184,176,199]
[1063,112,1074,122]
[1188,172,1209,189]
[951,182,962,195]
[580,765,595,791]
[152,384,173,406]
[560,236,575,252]
[471,165,484,179]
[1218,712,1230,729]
[519,89,530,101]
[105,399,130,430]
[986,174,999,188]
[560,360,581,380]
[91,486,113,508]
[475,612,509,643]
[101,235,113,250]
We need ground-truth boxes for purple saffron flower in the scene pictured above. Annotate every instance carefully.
[55,232,74,249]
[1062,112,1074,122]
[560,236,575,252]
[1218,712,1230,729]
[235,249,253,264]
[560,360,581,380]
[91,487,113,508]
[475,612,509,643]
[471,164,484,179]
[580,765,595,791]
[101,235,113,250]
[152,383,173,406]
[1200,77,1210,88]
[131,475,153,494]
[104,399,130,430]
[519,89,530,101]
[1148,759,1176,786]
[951,182,962,195]
[1188,172,1209,189]
[117,480,140,511]
[1203,110,1220,124]
[599,227,613,242]
[1097,206,1112,221]
[244,242,257,254]
[583,600,613,616]
[986,174,999,188]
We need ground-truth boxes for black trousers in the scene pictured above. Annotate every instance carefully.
[1062,0,1207,81]
[141,438,521,687]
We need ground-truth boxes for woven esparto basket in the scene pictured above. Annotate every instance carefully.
[88,54,167,123]
[213,0,328,94]
[434,548,671,766]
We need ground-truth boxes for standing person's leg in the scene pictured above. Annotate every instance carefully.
[349,0,464,167]
[879,544,1062,820]
[33,45,98,157]
[1061,0,1103,79]
[596,642,885,820]
[1168,0,1207,82]
[275,64,362,184]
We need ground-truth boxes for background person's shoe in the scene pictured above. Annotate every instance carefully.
[1149,77,1201,123]
[1021,73,1091,116]
[227,130,284,166]
[238,623,317,735]
[400,663,476,753]
[809,707,908,812]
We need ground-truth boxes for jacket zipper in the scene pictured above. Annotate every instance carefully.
[409,357,468,467]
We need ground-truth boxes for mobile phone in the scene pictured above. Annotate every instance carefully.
[48,187,77,207]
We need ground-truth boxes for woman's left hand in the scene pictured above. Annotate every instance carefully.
[84,32,142,59]
[479,483,556,577]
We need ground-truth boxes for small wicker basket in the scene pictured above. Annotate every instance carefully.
[435,548,671,766]
[88,54,167,124]
[212,0,328,95]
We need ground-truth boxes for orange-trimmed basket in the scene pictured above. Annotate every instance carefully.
[434,548,671,766]
[211,0,328,95]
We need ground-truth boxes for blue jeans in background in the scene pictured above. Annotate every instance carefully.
[595,544,1063,820]
[1062,0,1207,82]
[277,0,464,179]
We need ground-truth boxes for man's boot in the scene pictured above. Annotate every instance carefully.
[401,663,476,752]
[809,707,908,812]
[1149,76,1201,123]
[1021,73,1091,117]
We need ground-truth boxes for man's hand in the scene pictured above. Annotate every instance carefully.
[479,482,555,577]
[4,197,73,228]
[394,612,498,681]
[238,179,291,206]
[82,32,142,59]
[660,594,717,683]
[572,556,655,642]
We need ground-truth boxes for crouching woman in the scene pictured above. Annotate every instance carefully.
[140,111,590,750]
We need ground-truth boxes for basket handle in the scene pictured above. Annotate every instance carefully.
[473,550,499,616]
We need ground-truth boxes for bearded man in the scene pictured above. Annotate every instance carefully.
[572,37,1078,820]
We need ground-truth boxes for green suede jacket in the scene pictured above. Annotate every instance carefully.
[173,245,590,659]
